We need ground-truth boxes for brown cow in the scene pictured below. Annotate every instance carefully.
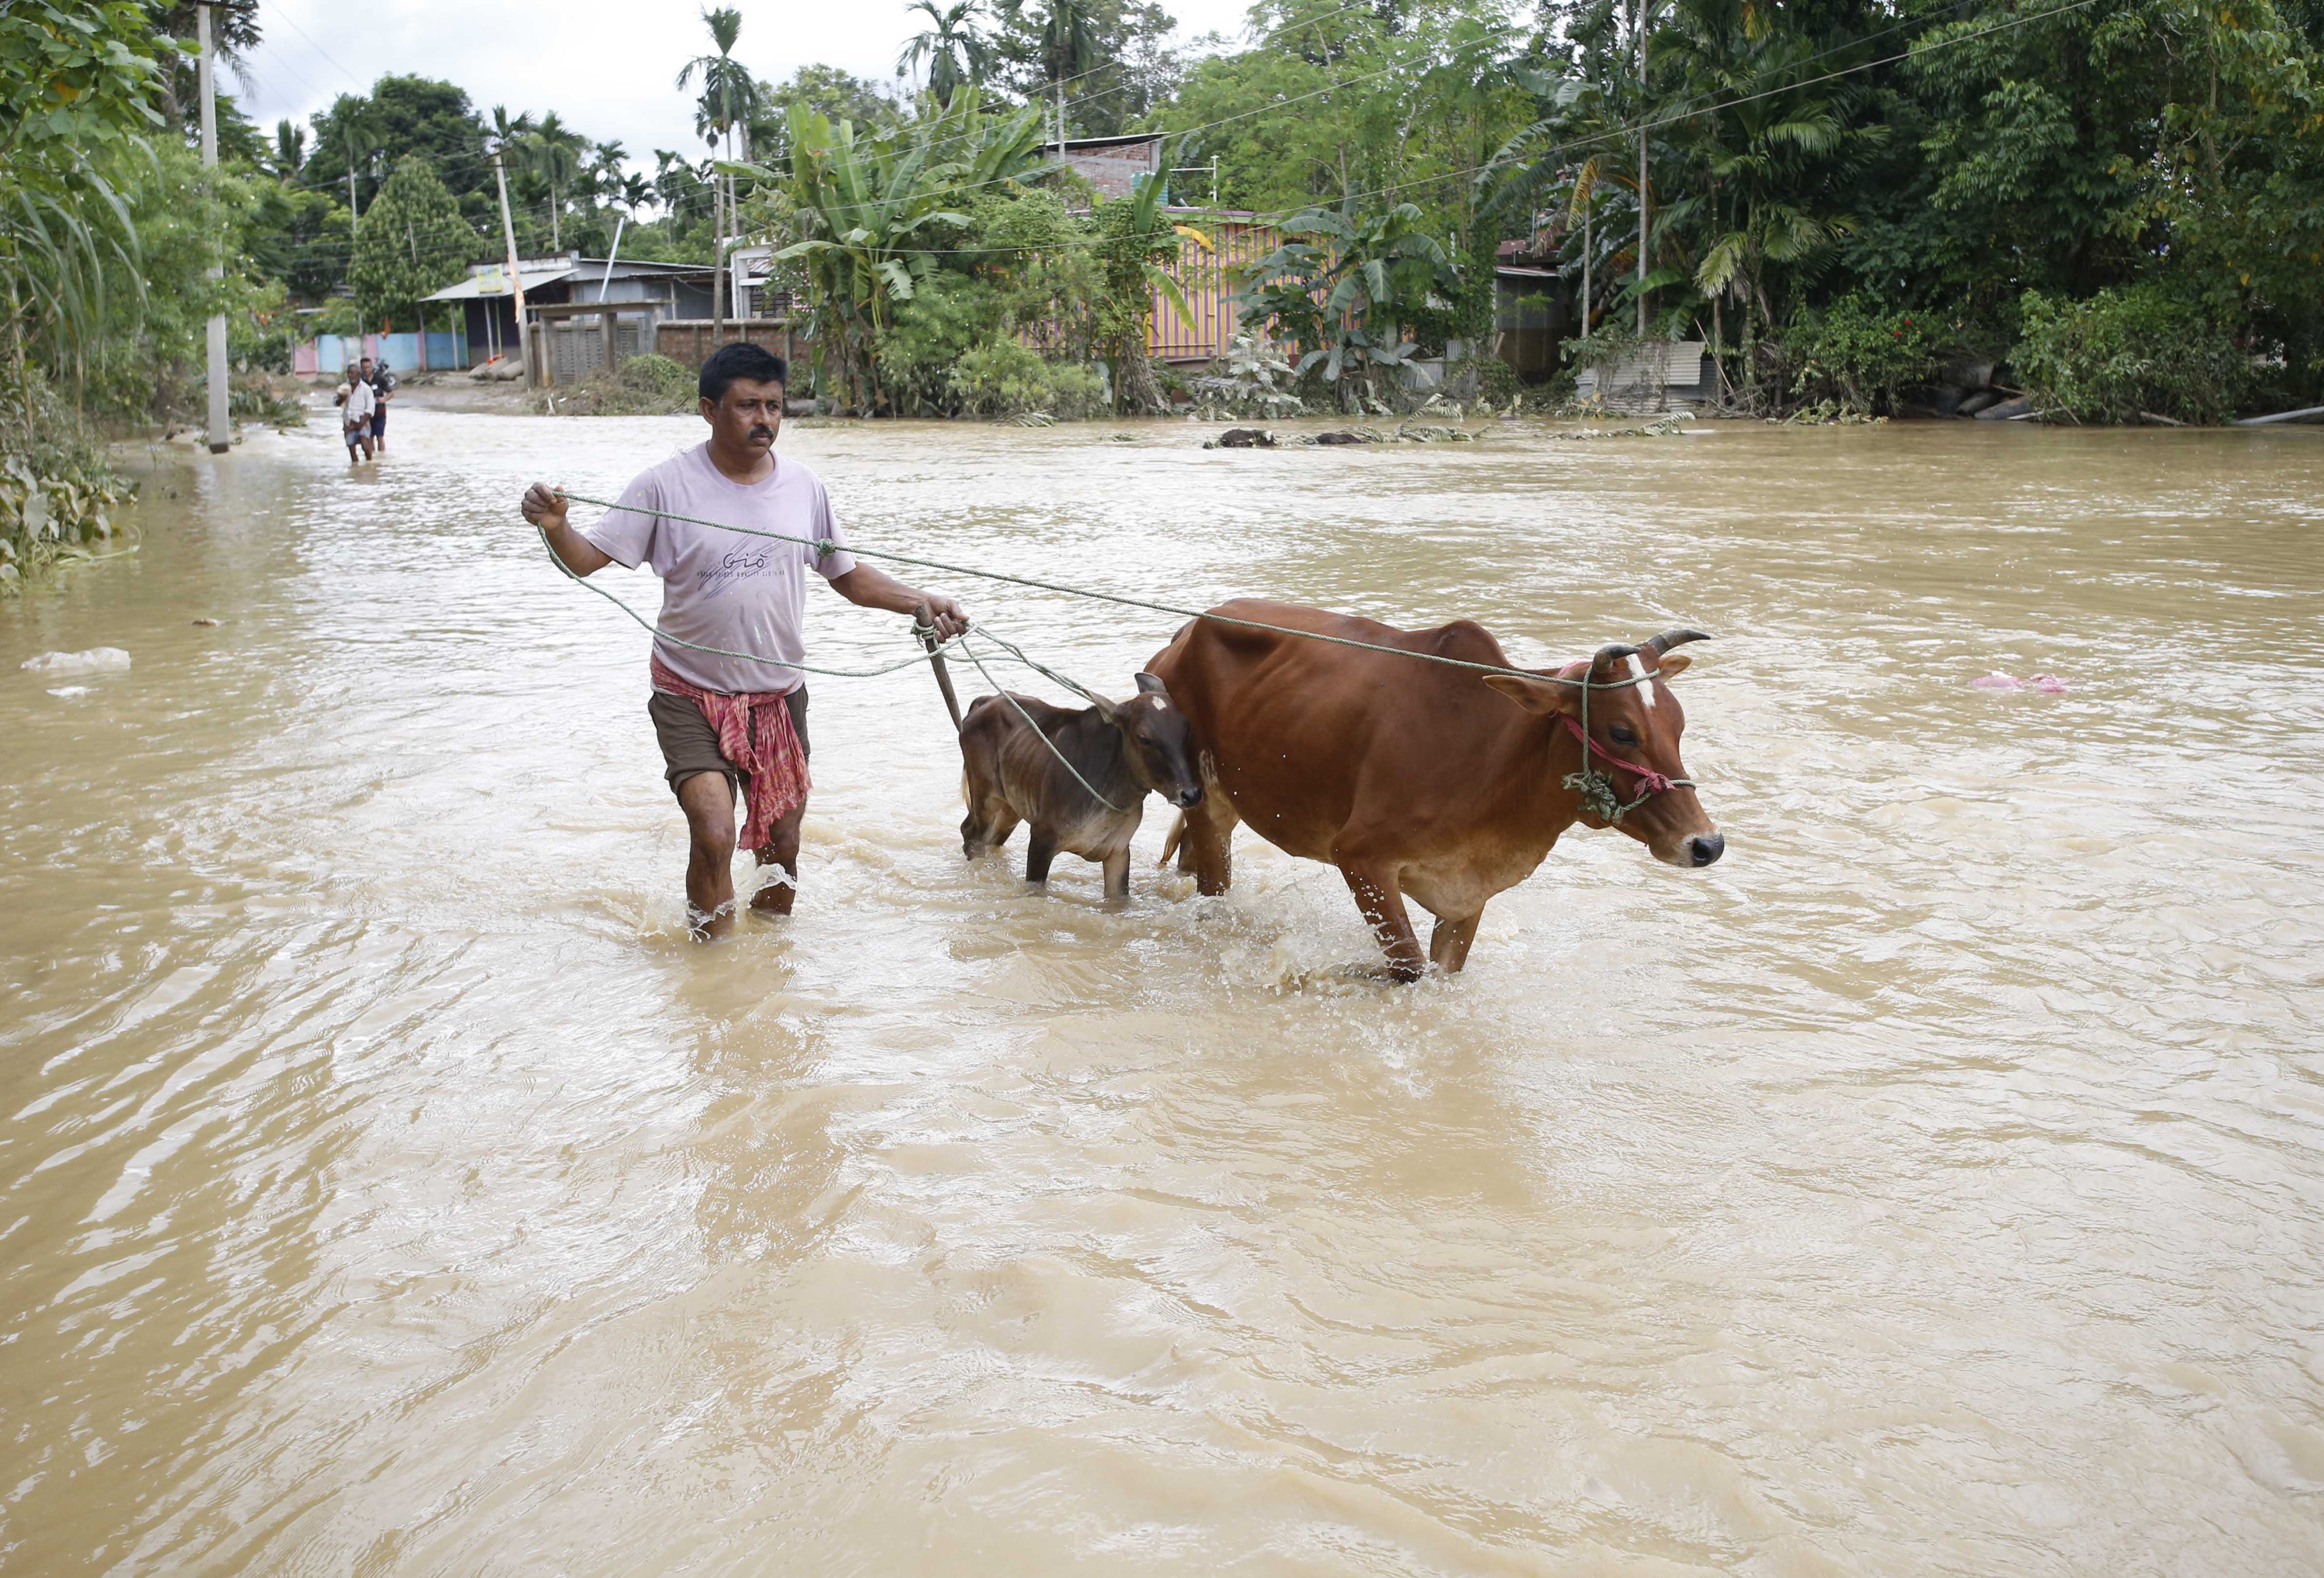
[1146,601,1721,980]
[959,674,1205,902]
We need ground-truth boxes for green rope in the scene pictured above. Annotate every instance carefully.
[537,523,1135,810]
[551,490,1661,695]
[541,493,1694,820]
[950,631,1127,813]
[534,523,953,678]
[1563,672,1695,824]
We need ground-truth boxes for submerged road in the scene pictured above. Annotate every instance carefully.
[3,408,2321,1574]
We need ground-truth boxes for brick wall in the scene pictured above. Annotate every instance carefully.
[652,319,799,371]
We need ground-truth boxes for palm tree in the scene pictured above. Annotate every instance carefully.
[271,119,306,183]
[1487,66,1644,349]
[653,148,713,242]
[318,94,385,231]
[755,90,1051,410]
[898,1,992,108]
[521,112,588,252]
[1003,0,1102,144]
[1666,1,1875,383]
[679,6,761,331]
[1094,162,1199,412]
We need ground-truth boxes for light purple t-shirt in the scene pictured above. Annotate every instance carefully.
[584,444,858,695]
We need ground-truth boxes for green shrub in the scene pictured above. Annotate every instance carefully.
[536,353,701,417]
[949,341,1106,419]
[617,353,698,404]
[1787,294,1948,414]
[1472,355,1522,404]
[2015,283,2251,424]
[876,275,1009,415]
[1,373,134,590]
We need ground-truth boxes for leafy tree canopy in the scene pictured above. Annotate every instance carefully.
[347,156,478,331]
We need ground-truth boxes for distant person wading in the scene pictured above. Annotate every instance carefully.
[520,343,970,939]
[336,365,376,463]
[365,355,395,454]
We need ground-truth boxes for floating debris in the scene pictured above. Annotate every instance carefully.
[1204,428,1279,449]
[1550,413,1695,441]
[1970,672,2070,694]
[21,647,130,677]
[1002,412,1057,428]
[192,617,222,627]
[1776,402,1887,427]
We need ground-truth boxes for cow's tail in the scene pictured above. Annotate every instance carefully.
[1157,812,1186,868]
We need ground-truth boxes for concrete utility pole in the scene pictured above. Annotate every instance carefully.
[1581,174,1592,340]
[198,3,229,453]
[492,147,532,385]
[1637,0,1650,339]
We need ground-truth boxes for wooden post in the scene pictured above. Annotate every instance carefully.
[601,307,616,377]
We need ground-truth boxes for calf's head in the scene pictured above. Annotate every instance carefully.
[1482,628,1723,868]
[1100,674,1205,809]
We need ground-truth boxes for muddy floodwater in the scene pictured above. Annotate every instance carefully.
[3,407,2321,1576]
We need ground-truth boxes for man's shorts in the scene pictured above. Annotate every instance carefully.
[343,422,367,449]
[648,685,809,800]
[370,406,388,436]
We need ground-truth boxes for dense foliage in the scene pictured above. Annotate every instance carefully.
[1171,0,2324,415]
[2,0,2317,533]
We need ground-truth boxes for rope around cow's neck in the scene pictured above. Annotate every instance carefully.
[542,495,1693,822]
[1564,665,1695,824]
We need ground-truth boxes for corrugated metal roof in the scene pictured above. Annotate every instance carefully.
[423,263,576,302]
[426,256,718,301]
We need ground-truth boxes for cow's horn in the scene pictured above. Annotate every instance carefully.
[1642,628,1711,657]
[1590,643,1640,672]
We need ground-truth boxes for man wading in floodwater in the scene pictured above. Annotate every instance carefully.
[520,343,969,938]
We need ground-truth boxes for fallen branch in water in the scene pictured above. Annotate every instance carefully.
[1554,413,1696,440]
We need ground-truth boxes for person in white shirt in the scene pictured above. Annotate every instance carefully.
[338,373,376,463]
[520,343,970,938]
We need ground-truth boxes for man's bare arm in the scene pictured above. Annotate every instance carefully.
[521,483,613,576]
[828,563,969,639]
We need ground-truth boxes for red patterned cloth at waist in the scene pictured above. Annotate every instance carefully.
[650,654,811,857]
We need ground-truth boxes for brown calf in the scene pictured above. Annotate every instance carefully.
[959,675,1205,902]
[1146,601,1721,980]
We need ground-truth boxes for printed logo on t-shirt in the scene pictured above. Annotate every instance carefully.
[697,543,774,593]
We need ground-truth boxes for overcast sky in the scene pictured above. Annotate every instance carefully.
[235,0,1263,173]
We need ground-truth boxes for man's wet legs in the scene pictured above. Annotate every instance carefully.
[677,770,740,939]
[748,798,806,917]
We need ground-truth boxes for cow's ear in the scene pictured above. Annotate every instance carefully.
[1091,694,1121,723]
[1134,672,1168,695]
[1482,673,1577,715]
[1655,652,1692,678]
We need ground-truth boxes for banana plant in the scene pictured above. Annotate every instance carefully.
[1093,160,1201,412]
[729,89,1049,411]
[1237,200,1459,400]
